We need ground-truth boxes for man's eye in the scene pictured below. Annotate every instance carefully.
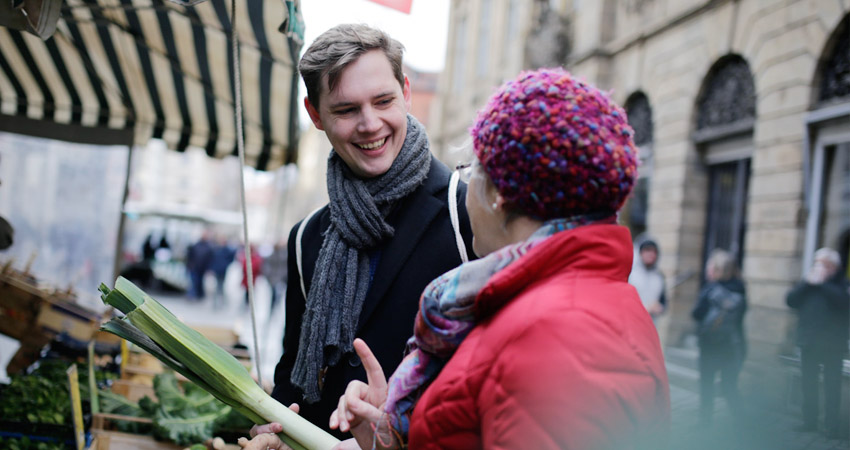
[377,98,393,105]
[335,108,355,115]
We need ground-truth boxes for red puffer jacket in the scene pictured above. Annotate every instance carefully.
[408,224,670,449]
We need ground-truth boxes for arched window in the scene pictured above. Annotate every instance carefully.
[625,92,653,147]
[695,56,756,136]
[624,92,653,238]
[693,55,756,270]
[817,15,850,105]
[803,14,850,275]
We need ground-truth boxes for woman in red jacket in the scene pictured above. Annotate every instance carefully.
[244,68,671,450]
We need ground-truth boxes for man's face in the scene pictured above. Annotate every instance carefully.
[640,247,658,267]
[305,50,411,178]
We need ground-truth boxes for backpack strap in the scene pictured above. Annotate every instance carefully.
[448,171,470,264]
[296,206,323,299]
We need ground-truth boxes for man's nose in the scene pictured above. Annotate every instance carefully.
[357,107,381,134]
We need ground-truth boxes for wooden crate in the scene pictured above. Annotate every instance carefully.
[0,270,45,340]
[90,414,243,450]
[110,380,156,403]
[90,429,183,450]
[36,297,101,342]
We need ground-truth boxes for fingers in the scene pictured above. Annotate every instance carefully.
[334,382,363,432]
[250,423,283,438]
[238,433,285,450]
[289,403,300,414]
[353,338,386,391]
[331,380,385,432]
[346,395,384,423]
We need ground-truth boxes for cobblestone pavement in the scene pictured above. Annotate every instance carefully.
[667,361,849,450]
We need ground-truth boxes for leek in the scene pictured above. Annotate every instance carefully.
[98,277,339,450]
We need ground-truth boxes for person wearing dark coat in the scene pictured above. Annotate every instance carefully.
[209,236,236,307]
[692,249,747,424]
[244,24,475,441]
[185,232,214,299]
[786,247,849,438]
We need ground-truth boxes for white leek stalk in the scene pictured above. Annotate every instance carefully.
[99,277,339,450]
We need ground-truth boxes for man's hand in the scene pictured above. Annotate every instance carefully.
[330,339,389,448]
[237,404,299,450]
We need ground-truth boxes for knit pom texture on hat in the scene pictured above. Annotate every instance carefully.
[470,68,638,220]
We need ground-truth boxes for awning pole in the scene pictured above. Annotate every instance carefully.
[230,0,263,389]
[113,144,134,282]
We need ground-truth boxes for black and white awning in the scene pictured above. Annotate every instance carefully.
[0,0,302,170]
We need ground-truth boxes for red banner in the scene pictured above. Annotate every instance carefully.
[366,0,413,14]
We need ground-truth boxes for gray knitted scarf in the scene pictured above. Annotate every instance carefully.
[292,115,431,403]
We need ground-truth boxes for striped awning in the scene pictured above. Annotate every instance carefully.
[0,0,302,170]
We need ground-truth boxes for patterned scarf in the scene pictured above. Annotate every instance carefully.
[381,214,615,443]
[291,115,431,404]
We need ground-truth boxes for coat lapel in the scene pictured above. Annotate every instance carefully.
[356,158,449,332]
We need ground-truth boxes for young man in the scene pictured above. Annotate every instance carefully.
[629,239,667,321]
[267,24,474,437]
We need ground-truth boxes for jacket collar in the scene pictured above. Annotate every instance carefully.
[356,156,452,331]
[475,224,634,319]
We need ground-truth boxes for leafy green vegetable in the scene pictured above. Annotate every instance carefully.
[95,371,245,446]
[0,436,68,450]
[98,278,337,450]
[0,361,72,425]
[149,372,231,446]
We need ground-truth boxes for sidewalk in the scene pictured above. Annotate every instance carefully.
[667,349,848,450]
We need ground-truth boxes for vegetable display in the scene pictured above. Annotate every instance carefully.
[98,277,339,450]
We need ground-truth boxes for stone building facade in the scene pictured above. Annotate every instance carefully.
[430,0,850,404]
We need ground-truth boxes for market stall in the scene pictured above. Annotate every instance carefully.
[0,1,306,448]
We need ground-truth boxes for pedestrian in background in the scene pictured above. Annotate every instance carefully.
[210,235,236,308]
[239,244,263,306]
[692,249,747,424]
[629,238,667,321]
[264,241,288,311]
[185,231,214,300]
[786,247,849,438]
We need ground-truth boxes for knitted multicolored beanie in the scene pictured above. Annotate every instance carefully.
[471,68,638,220]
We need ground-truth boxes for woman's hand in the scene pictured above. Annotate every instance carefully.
[329,339,388,448]
[237,404,299,450]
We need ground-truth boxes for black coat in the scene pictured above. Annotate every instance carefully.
[786,273,849,351]
[270,157,475,436]
[692,278,748,359]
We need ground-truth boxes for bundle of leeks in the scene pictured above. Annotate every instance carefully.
[98,277,339,450]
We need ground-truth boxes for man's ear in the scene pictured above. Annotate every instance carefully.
[402,75,412,112]
[304,97,324,130]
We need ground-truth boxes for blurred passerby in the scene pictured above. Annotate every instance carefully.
[240,244,263,306]
[692,249,747,424]
[629,238,667,321]
[185,231,214,300]
[264,241,288,311]
[142,233,157,261]
[210,235,236,308]
[786,248,849,438]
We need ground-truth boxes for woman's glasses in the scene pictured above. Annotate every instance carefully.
[455,161,474,183]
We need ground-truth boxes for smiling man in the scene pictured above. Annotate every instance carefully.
[266,24,475,437]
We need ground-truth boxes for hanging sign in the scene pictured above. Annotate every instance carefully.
[366,0,413,14]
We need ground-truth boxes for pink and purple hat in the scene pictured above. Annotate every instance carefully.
[471,68,638,220]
